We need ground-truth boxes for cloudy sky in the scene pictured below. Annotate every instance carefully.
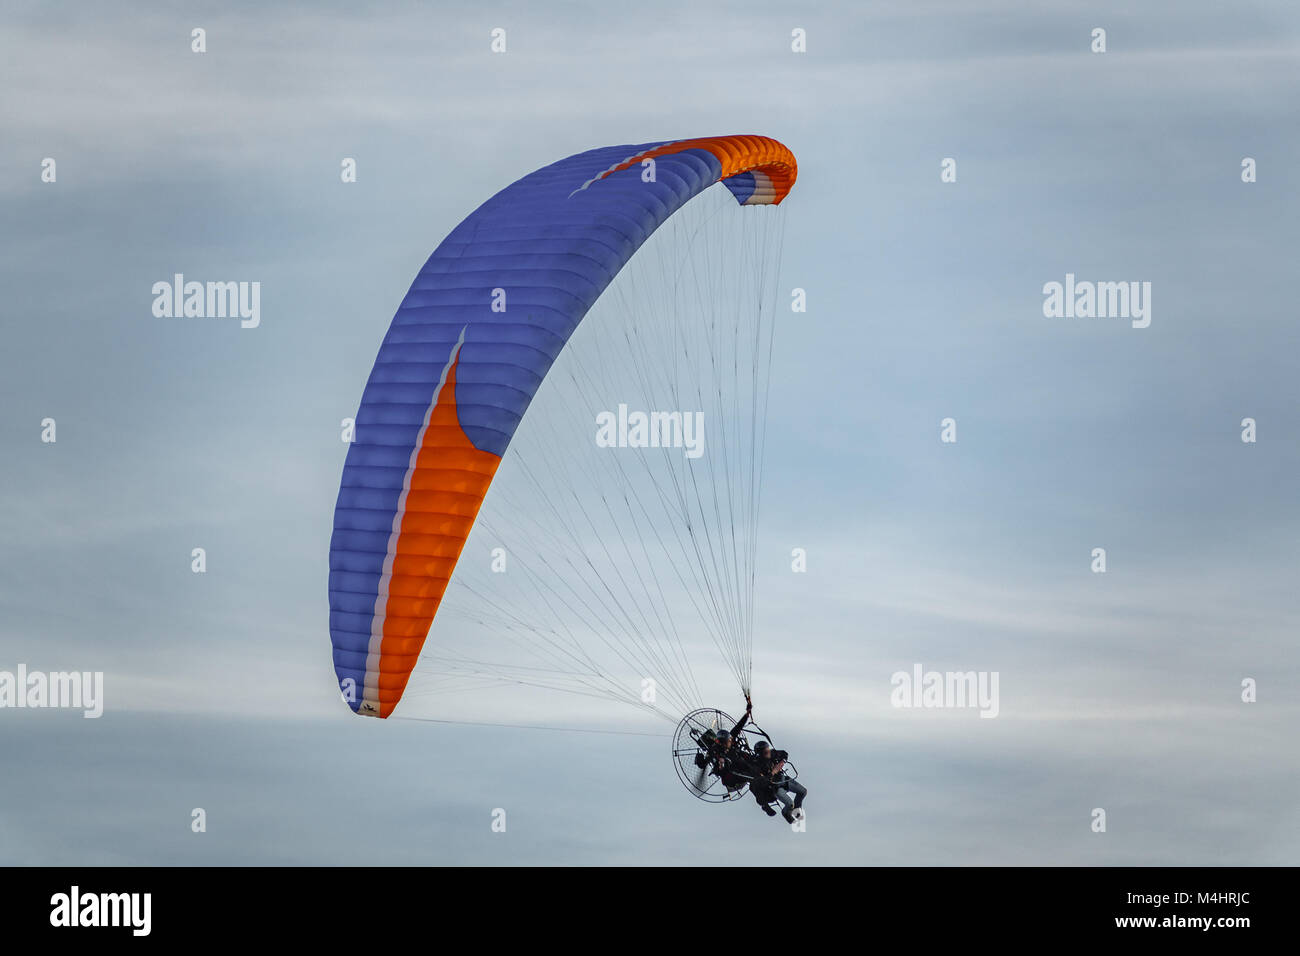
[2,0,1297,865]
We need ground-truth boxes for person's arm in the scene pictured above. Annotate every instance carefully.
[729,698,753,738]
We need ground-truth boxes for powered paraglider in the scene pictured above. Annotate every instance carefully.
[328,135,802,803]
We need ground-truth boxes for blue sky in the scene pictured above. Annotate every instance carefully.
[2,0,1297,864]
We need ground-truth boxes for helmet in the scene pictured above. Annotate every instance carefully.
[754,740,770,754]
[716,730,731,743]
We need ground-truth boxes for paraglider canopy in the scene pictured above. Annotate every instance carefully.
[329,135,797,720]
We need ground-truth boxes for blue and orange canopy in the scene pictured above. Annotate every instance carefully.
[329,135,797,717]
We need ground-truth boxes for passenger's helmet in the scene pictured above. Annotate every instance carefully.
[754,740,770,754]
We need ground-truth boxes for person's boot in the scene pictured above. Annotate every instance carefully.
[763,805,778,816]
[781,807,796,824]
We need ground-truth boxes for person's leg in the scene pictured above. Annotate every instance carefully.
[773,788,793,811]
[785,779,807,809]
